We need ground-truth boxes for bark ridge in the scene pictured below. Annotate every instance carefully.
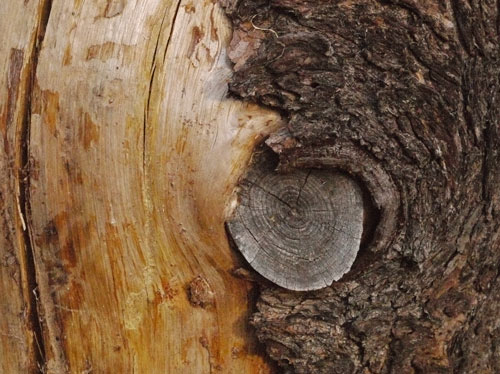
[223,0,500,372]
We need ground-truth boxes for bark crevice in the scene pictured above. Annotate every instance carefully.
[223,0,500,372]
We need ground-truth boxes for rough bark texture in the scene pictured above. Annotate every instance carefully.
[223,1,500,373]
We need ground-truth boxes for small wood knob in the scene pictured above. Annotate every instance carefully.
[227,153,364,291]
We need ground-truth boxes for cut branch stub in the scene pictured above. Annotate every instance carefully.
[227,150,364,291]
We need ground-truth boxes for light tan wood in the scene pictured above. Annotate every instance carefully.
[0,1,47,373]
[26,0,281,373]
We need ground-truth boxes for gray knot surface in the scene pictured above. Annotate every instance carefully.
[227,154,364,291]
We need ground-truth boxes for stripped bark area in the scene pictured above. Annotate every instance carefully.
[4,0,283,373]
[223,0,500,373]
[0,1,52,372]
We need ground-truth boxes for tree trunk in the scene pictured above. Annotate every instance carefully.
[223,1,500,373]
[1,1,499,374]
[2,1,281,373]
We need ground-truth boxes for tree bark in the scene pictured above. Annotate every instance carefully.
[1,0,499,374]
[223,1,500,373]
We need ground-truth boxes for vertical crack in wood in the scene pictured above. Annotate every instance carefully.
[144,4,172,170]
[161,0,182,65]
[18,0,54,372]
[142,0,182,247]
[295,169,311,206]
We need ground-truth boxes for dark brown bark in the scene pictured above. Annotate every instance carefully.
[222,1,500,373]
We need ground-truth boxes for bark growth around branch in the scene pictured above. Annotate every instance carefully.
[223,0,500,373]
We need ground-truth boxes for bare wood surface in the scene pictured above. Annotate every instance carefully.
[0,1,48,373]
[19,0,281,373]
[227,147,364,291]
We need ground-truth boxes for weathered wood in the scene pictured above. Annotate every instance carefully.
[223,0,500,373]
[227,146,364,291]
[3,0,499,373]
[4,0,281,373]
[0,1,48,373]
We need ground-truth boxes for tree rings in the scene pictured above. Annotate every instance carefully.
[226,150,364,291]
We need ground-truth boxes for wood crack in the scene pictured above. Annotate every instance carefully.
[162,0,182,64]
[144,4,171,169]
[228,152,364,291]
[20,0,54,372]
[248,179,294,210]
[295,169,311,205]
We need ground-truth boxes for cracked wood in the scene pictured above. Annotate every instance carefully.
[0,1,51,373]
[3,0,283,373]
[227,147,364,291]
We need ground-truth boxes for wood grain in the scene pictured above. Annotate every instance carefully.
[0,1,48,372]
[227,148,364,291]
[22,0,282,373]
